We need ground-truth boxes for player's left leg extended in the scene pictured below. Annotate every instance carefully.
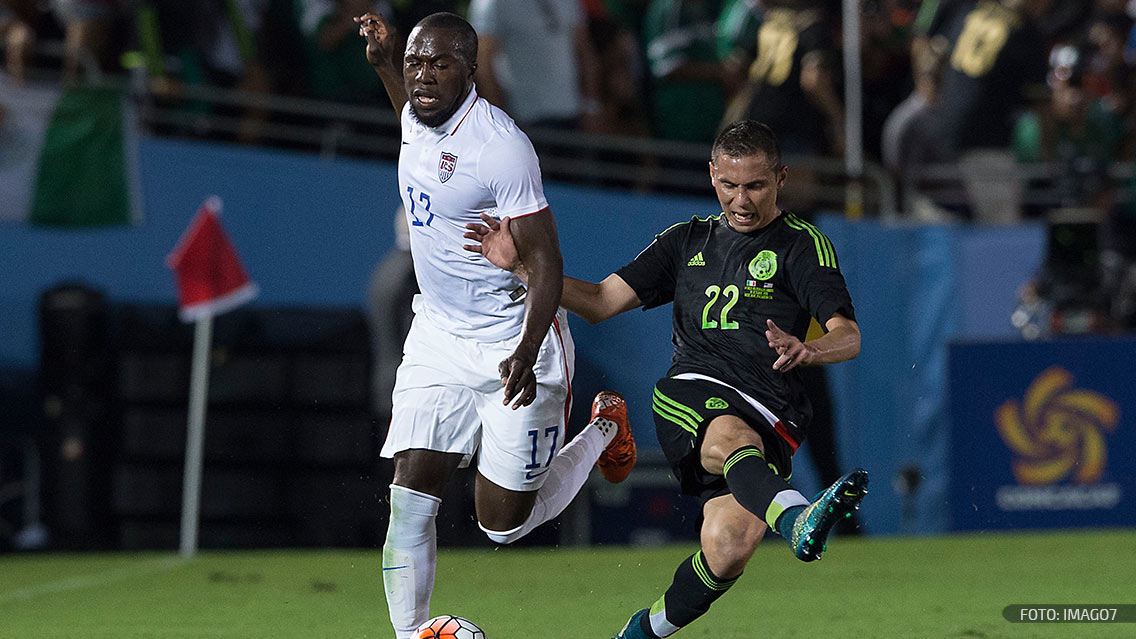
[696,414,817,544]
[614,496,761,638]
[702,414,869,562]
[477,390,634,543]
[784,467,869,561]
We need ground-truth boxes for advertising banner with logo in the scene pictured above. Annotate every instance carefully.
[948,338,1135,530]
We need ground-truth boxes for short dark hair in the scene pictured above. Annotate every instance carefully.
[711,120,782,169]
[414,12,478,68]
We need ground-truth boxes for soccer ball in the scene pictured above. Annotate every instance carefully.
[414,615,485,639]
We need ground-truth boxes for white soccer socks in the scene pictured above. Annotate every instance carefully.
[591,414,619,447]
[383,484,442,638]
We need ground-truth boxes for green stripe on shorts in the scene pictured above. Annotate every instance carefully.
[653,396,698,435]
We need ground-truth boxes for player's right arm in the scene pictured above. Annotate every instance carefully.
[562,274,641,324]
[355,12,407,112]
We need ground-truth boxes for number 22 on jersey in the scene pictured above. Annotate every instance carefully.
[702,284,741,330]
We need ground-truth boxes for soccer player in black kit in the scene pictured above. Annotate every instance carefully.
[463,120,868,638]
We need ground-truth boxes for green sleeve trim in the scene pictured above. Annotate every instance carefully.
[784,213,837,268]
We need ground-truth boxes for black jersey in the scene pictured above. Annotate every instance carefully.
[741,7,836,154]
[616,212,855,441]
[929,0,1047,153]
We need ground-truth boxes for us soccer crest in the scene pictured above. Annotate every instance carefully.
[438,152,458,183]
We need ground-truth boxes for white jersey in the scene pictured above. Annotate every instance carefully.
[397,87,548,342]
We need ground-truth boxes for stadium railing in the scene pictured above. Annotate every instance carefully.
[23,43,1130,225]
[16,45,898,220]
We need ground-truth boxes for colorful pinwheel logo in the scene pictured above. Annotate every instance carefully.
[995,367,1119,485]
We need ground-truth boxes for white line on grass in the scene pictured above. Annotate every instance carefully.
[0,556,186,605]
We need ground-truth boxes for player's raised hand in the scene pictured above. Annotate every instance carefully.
[355,12,397,69]
[766,319,811,372]
[463,214,524,274]
[498,344,538,410]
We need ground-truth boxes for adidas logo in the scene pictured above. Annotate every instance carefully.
[687,252,705,267]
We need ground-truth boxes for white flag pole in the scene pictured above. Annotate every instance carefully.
[179,312,213,558]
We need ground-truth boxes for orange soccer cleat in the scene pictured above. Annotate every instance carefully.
[593,390,636,483]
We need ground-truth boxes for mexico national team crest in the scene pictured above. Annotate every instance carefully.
[748,250,778,281]
[438,151,458,183]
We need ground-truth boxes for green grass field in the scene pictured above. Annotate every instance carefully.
[1,529,1133,638]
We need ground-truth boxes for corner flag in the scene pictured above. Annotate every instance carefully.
[166,197,258,322]
[165,196,256,558]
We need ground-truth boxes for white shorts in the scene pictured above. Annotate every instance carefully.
[381,296,575,492]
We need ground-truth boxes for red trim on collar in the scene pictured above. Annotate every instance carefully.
[449,96,479,136]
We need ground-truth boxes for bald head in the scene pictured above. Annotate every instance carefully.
[412,12,478,69]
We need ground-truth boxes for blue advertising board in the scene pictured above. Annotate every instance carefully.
[948,338,1136,530]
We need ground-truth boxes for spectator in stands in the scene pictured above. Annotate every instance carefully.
[1012,44,1127,213]
[881,33,951,217]
[715,0,763,84]
[1013,41,1132,336]
[50,0,123,80]
[924,0,1051,222]
[924,0,1051,157]
[468,0,604,131]
[131,0,273,143]
[296,0,390,105]
[586,13,651,137]
[601,0,651,52]
[643,0,730,143]
[1081,12,1134,115]
[721,0,843,156]
[860,0,918,162]
[1,0,37,84]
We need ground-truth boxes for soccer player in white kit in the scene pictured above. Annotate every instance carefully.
[356,11,637,638]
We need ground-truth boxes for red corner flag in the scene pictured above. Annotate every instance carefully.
[166,197,258,323]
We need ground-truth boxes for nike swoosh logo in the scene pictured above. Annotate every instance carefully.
[401,141,409,145]
[842,490,860,497]
[382,565,408,571]
[526,468,550,480]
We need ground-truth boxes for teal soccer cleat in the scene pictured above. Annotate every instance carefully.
[787,468,869,562]
[613,609,652,639]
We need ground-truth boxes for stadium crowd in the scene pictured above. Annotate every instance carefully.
[3,0,1135,330]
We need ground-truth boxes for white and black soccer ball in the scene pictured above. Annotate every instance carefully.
[414,615,486,639]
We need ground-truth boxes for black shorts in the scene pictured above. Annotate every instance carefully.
[652,376,797,505]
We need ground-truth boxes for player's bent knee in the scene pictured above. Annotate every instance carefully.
[479,521,526,545]
[704,514,764,565]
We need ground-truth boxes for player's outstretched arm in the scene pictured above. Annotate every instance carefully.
[766,314,860,372]
[562,274,641,325]
[463,214,643,325]
[355,12,407,112]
